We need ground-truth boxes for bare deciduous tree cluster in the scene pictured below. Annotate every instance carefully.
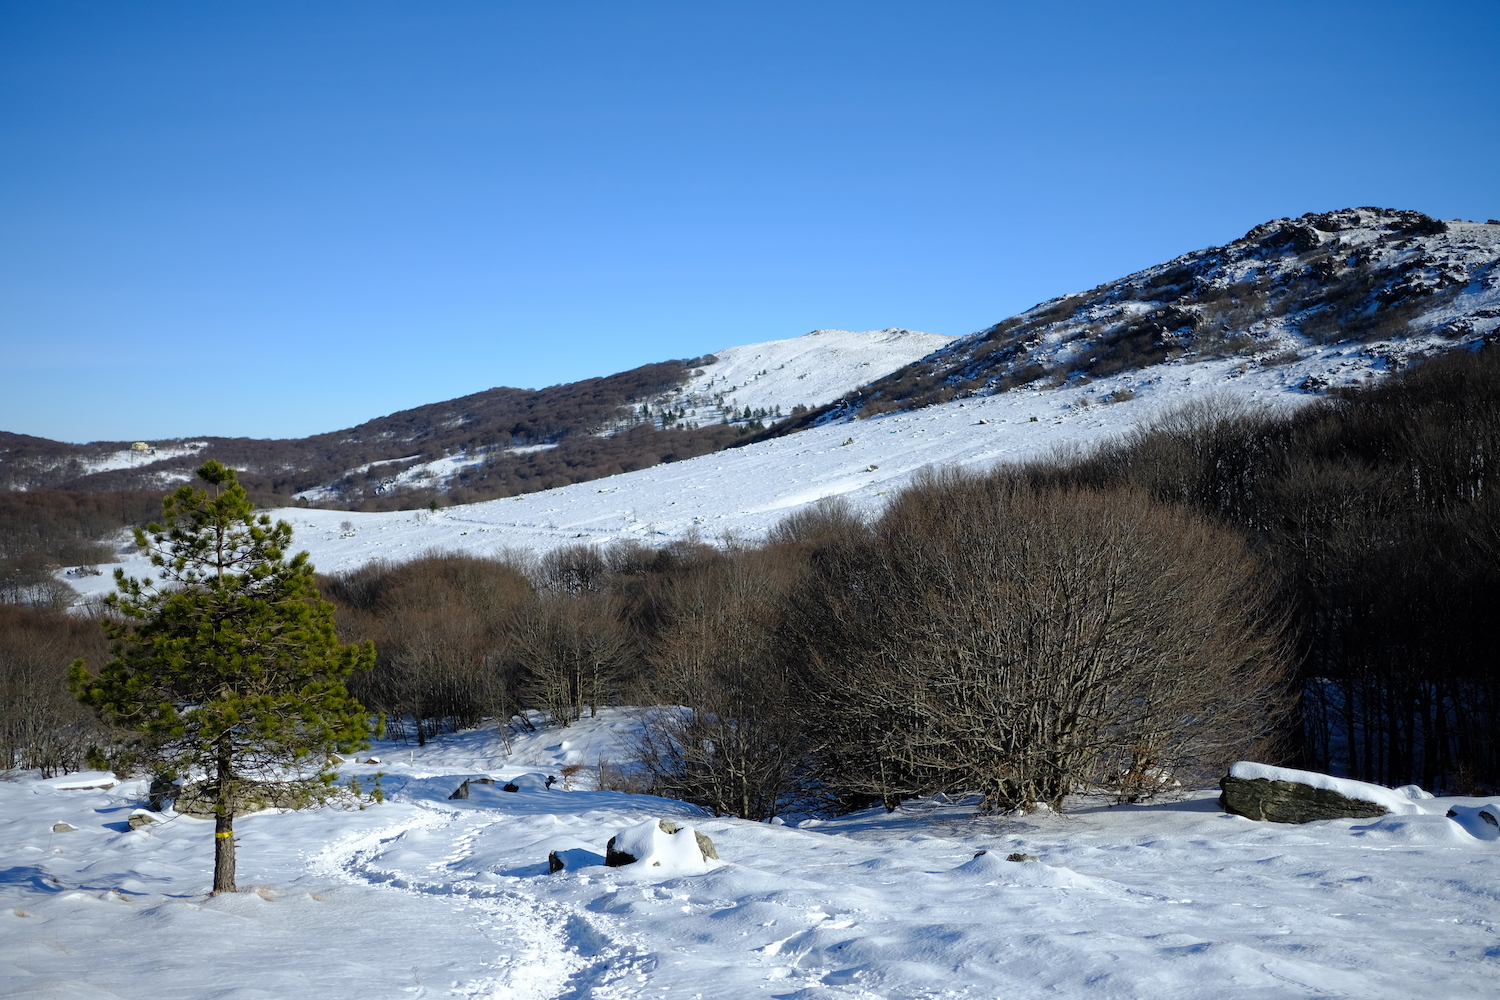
[312,469,1291,821]
[1025,345,1500,791]
[26,347,1499,811]
[783,476,1289,813]
[0,605,115,774]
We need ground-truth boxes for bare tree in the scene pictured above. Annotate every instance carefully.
[511,590,631,725]
[631,546,808,820]
[788,470,1291,812]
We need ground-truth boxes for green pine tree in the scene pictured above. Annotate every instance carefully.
[69,461,377,894]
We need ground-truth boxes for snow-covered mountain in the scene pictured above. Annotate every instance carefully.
[31,207,1500,599]
[817,208,1500,420]
[295,329,955,502]
[63,335,1429,600]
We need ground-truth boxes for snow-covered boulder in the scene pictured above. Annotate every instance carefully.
[502,773,553,793]
[1219,762,1420,823]
[448,777,495,799]
[604,818,718,872]
[40,771,116,791]
[1445,804,1500,841]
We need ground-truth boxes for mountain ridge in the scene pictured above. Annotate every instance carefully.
[6,208,1498,517]
[805,208,1499,423]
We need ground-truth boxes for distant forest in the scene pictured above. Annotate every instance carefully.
[10,346,1497,814]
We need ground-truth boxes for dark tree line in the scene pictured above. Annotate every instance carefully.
[1023,345,1500,792]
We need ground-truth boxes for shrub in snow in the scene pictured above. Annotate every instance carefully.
[787,472,1291,813]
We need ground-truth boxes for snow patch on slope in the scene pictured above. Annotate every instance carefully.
[660,327,953,419]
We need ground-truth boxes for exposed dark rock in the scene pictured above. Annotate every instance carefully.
[147,773,176,812]
[1006,852,1041,863]
[1219,774,1389,823]
[604,836,636,867]
[548,850,565,874]
[448,777,495,800]
[502,782,519,793]
[127,812,158,830]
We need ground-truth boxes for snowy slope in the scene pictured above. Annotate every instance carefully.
[61,331,1458,598]
[4,713,1499,999]
[656,328,953,419]
[831,210,1500,422]
[286,329,951,502]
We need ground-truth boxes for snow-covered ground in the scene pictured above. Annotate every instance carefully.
[5,710,1499,999]
[60,333,1466,598]
[657,328,955,420]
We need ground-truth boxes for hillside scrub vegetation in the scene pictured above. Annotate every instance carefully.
[1,360,737,510]
[0,490,172,609]
[0,604,116,775]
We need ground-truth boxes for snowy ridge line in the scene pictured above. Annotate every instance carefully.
[814,209,1500,424]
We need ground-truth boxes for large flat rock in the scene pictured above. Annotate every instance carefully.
[1219,774,1389,823]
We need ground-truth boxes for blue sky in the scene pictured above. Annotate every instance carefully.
[2,1,1496,443]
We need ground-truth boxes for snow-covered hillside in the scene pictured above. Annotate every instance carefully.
[829,209,1500,420]
[5,713,1498,999]
[653,327,953,420]
[287,329,951,503]
[62,332,1446,599]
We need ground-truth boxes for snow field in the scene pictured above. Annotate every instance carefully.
[59,336,1455,602]
[5,712,1500,999]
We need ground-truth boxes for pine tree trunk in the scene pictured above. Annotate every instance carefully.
[211,746,237,894]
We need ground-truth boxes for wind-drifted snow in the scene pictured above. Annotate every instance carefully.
[59,334,1464,598]
[5,711,1500,999]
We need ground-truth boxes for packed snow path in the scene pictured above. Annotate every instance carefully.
[5,715,1500,999]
